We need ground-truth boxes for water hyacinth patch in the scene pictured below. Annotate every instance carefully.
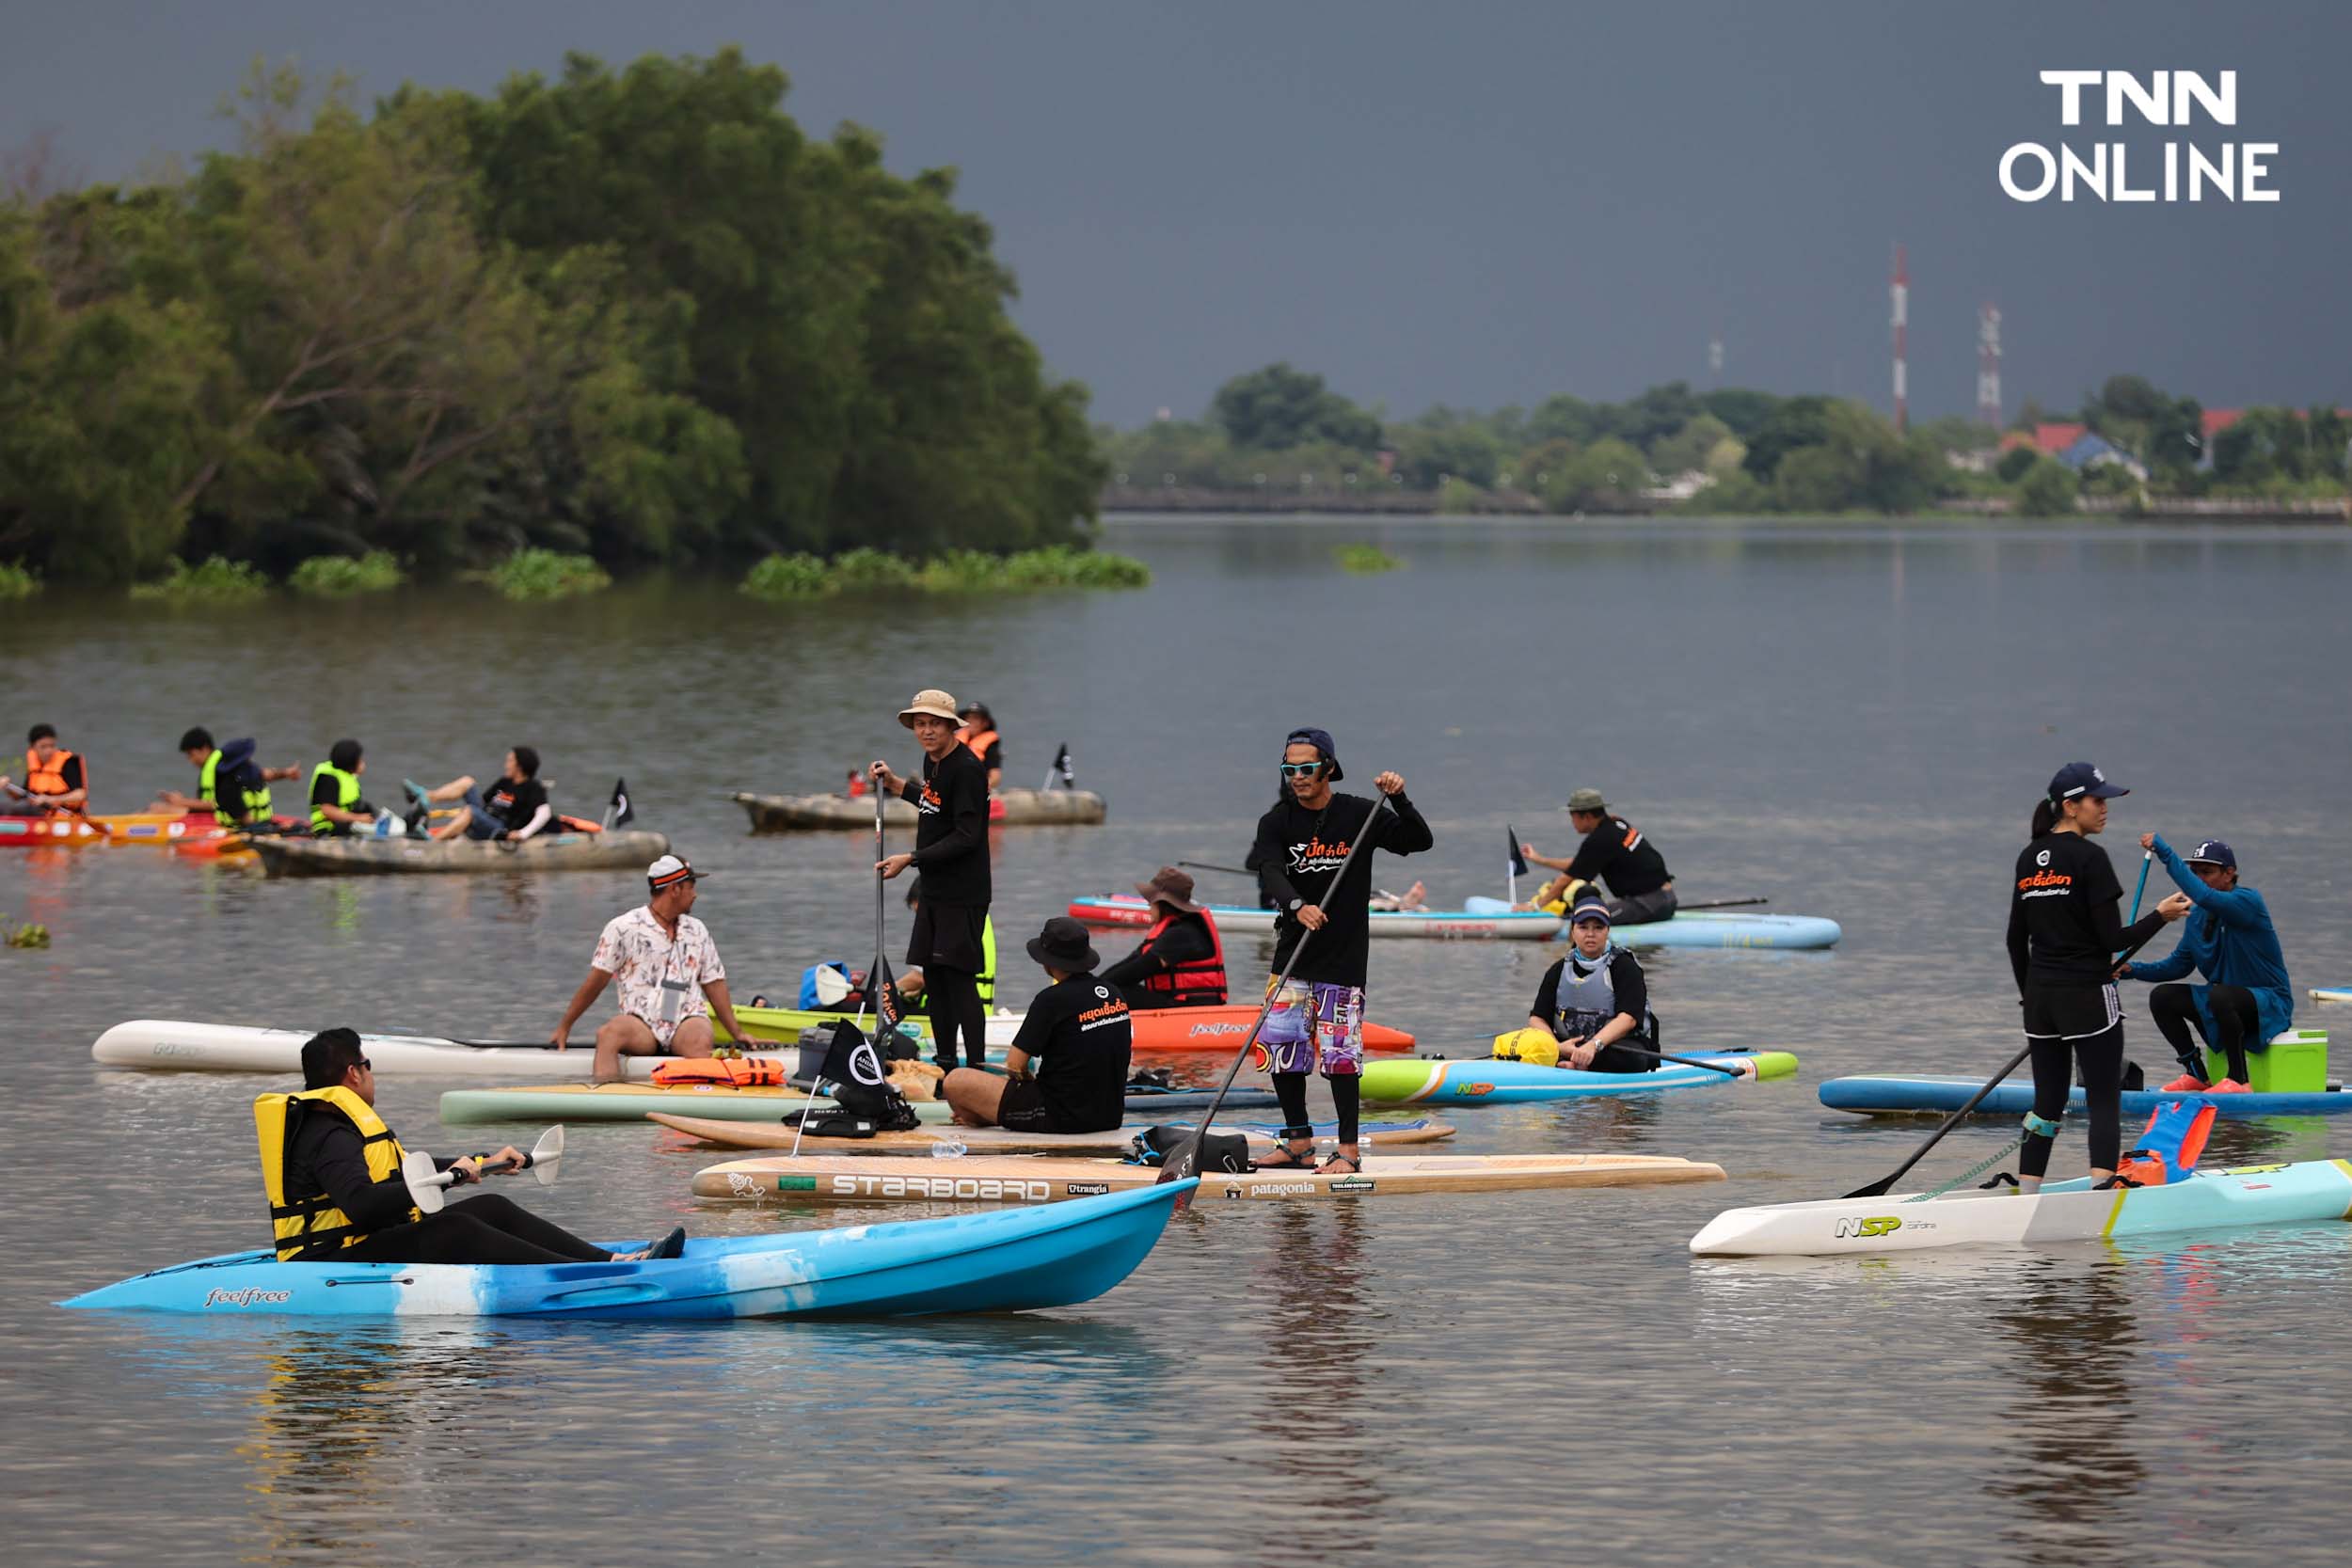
[129,556,272,601]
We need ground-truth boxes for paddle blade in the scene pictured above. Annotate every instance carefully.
[811,963,854,1006]
[1838,1176,1896,1200]
[403,1149,449,1214]
[528,1125,564,1186]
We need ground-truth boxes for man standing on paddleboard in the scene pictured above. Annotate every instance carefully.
[1246,726,1432,1174]
[873,689,993,1073]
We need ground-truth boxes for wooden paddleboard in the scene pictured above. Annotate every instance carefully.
[649,1112,1457,1155]
[691,1151,1724,1205]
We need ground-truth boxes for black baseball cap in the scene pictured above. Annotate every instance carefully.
[2047,762,2126,802]
[1283,726,1343,782]
[2183,839,2236,870]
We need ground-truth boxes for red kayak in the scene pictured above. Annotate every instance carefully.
[1126,1005,1414,1054]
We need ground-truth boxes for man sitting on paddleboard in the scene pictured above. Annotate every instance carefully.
[1247,726,1433,1175]
[549,856,758,1082]
[265,1028,683,1264]
[942,917,1132,1133]
[2118,834,2293,1094]
[1518,788,1677,925]
[1098,866,1229,1008]
[1522,898,1661,1071]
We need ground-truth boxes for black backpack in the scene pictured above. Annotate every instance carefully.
[1129,1124,1253,1174]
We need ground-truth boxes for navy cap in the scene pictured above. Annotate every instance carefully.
[1567,896,1613,927]
[1283,726,1343,782]
[2183,839,2236,870]
[2047,762,2127,803]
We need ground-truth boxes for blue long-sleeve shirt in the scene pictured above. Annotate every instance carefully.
[2122,834,2294,1045]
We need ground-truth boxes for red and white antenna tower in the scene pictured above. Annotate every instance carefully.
[1889,244,1908,433]
[1977,303,2003,429]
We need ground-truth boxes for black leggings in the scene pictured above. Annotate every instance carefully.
[2150,983,2258,1083]
[2020,1023,2127,1179]
[1273,1071,1360,1148]
[337,1192,612,1265]
[1584,1037,1661,1074]
[925,965,986,1071]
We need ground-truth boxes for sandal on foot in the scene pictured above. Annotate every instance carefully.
[1255,1145,1315,1170]
[1317,1151,1361,1175]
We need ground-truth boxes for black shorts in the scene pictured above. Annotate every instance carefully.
[2023,982,2122,1040]
[995,1077,1057,1132]
[908,899,989,974]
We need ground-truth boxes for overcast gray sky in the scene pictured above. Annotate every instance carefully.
[6,2,2345,427]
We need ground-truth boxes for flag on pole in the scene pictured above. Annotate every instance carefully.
[605,778,634,830]
[1041,743,1074,791]
[1507,825,1529,904]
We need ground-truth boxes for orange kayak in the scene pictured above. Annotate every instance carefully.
[0,811,215,847]
[1123,1005,1415,1054]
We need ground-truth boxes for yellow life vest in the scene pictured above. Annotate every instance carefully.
[255,1085,417,1260]
[309,762,361,835]
[978,914,998,1008]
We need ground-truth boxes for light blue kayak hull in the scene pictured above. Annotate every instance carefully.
[59,1181,1192,1319]
[1820,1074,2352,1120]
[1071,895,1838,949]
[1609,911,1841,950]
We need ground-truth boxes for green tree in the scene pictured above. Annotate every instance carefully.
[1995,444,2041,483]
[1541,436,1647,512]
[1772,445,1862,513]
[1209,362,1381,452]
[1646,413,1733,477]
[1698,387,1781,439]
[2016,456,2076,516]
[1740,395,1836,483]
[1393,422,1502,489]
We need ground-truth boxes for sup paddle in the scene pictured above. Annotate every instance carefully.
[403,1125,564,1213]
[1157,792,1395,1203]
[1842,921,2172,1200]
[1671,896,1772,912]
[1176,861,1254,879]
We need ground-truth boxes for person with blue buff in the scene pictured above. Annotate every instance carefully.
[2119,834,2293,1094]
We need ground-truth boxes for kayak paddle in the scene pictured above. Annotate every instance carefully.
[404,1125,564,1213]
[1158,794,1394,1203]
[1843,923,2170,1199]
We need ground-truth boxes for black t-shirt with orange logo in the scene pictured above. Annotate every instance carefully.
[1565,814,1671,897]
[1010,973,1133,1131]
[902,743,991,907]
[2005,832,2165,991]
[1248,791,1436,988]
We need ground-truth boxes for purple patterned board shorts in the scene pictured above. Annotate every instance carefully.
[1257,977,1366,1077]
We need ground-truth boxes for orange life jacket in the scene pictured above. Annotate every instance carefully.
[24,746,77,800]
[1136,911,1229,1006]
[961,727,999,763]
[650,1055,788,1087]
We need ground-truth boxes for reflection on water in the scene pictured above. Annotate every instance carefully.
[1245,1204,1383,1553]
[1983,1260,2144,1568]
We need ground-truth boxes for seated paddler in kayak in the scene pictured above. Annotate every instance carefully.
[943,918,1133,1133]
[151,727,302,828]
[1098,867,1229,1008]
[2118,833,2293,1095]
[307,738,378,837]
[1517,787,1677,924]
[264,1028,684,1264]
[1513,898,1662,1071]
[0,723,88,816]
[406,745,554,841]
[549,856,758,1082]
[958,701,1004,792]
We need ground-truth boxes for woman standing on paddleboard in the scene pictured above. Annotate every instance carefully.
[2005,763,2177,1191]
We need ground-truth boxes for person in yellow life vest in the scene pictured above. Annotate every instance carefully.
[262,1028,683,1264]
[0,723,87,816]
[1100,866,1229,1008]
[958,702,1004,792]
[308,738,377,836]
[151,727,301,825]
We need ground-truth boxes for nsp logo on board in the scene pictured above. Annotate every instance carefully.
[1833,1216,1903,1240]
[2000,71,2279,203]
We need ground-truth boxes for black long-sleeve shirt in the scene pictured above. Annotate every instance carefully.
[1248,790,1434,988]
[285,1107,451,1247]
[1564,814,1671,896]
[901,742,991,906]
[2006,832,2166,992]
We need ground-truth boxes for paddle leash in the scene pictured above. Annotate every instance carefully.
[1843,924,2171,1200]
[1157,794,1394,1204]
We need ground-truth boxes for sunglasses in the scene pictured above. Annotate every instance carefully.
[1279,761,1327,777]
[356,1058,373,1070]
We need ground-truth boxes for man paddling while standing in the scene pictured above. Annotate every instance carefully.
[872,689,993,1074]
[1246,726,1432,1173]
[549,856,756,1083]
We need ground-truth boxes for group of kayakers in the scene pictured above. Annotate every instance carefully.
[4,722,586,844]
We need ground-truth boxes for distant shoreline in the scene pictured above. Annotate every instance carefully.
[1100,490,2349,524]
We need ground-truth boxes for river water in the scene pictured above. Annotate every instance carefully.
[3,516,2348,1566]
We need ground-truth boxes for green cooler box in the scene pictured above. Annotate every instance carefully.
[2209,1028,2328,1093]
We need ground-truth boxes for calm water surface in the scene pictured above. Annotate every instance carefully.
[3,516,2349,1565]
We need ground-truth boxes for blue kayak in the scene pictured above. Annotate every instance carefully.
[59,1181,1192,1319]
[1457,897,1841,950]
[1363,1050,1800,1104]
[1820,1073,2352,1121]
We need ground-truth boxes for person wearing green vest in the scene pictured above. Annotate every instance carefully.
[152,728,301,826]
[309,738,377,837]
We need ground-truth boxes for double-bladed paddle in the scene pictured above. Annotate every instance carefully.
[1157,793,1395,1203]
[403,1126,564,1213]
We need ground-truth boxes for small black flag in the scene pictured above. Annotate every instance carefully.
[607,778,634,829]
[1507,826,1529,879]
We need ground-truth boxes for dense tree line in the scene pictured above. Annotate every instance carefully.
[0,52,1105,585]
